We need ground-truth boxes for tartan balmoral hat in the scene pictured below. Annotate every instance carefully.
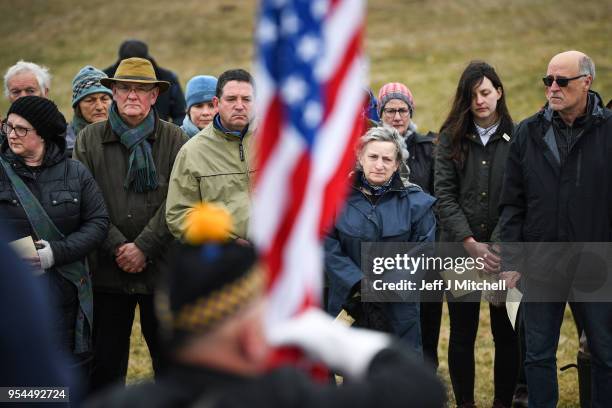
[100,57,170,93]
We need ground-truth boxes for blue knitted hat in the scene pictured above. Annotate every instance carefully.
[185,75,218,110]
[71,65,112,108]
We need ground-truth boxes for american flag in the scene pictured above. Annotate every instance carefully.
[251,0,366,329]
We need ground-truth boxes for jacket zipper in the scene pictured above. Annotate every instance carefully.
[239,141,245,161]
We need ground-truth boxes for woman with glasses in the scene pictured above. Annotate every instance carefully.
[64,66,113,157]
[325,125,436,353]
[435,61,518,408]
[0,96,108,369]
[377,82,436,193]
[378,82,442,370]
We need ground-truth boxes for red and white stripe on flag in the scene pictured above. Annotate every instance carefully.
[251,0,366,329]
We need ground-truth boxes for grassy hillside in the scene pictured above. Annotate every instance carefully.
[1,0,610,130]
[1,1,608,406]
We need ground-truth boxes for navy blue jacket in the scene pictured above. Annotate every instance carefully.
[325,173,436,339]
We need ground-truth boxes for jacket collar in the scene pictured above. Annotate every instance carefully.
[351,170,405,195]
[541,90,607,125]
[213,114,250,140]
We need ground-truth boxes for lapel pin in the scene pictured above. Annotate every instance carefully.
[502,133,510,142]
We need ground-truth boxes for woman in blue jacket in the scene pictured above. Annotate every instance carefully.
[324,125,436,354]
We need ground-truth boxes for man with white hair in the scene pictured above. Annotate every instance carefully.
[3,60,51,103]
[1,61,52,141]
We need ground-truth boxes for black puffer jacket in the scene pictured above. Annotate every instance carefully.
[0,140,109,266]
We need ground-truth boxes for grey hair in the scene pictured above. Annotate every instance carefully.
[356,124,409,170]
[3,60,51,98]
[578,55,595,82]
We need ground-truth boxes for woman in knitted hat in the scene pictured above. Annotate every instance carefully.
[0,95,109,366]
[181,75,218,138]
[377,82,436,193]
[435,61,518,408]
[65,65,113,156]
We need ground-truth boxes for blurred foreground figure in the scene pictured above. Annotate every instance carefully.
[86,204,446,408]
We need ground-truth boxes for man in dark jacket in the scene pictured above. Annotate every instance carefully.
[86,226,446,408]
[74,57,188,392]
[499,50,612,408]
[104,39,186,126]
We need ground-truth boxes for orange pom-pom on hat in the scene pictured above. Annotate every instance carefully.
[183,202,234,244]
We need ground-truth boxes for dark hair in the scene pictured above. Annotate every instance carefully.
[439,61,512,166]
[216,69,254,98]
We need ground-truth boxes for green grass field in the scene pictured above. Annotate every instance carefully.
[1,0,608,406]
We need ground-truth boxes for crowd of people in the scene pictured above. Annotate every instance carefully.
[1,39,611,408]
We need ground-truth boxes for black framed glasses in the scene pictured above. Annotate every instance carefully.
[542,74,586,87]
[383,108,410,117]
[1,122,35,138]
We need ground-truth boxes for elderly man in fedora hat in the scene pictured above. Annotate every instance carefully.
[73,57,188,393]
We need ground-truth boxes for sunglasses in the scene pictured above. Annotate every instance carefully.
[542,74,586,87]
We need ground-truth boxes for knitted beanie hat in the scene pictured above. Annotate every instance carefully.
[156,203,262,346]
[7,96,66,141]
[71,65,112,108]
[377,82,415,118]
[185,75,218,110]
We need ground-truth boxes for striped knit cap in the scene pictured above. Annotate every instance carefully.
[71,65,112,108]
[377,82,415,118]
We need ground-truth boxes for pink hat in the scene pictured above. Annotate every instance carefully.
[377,82,415,117]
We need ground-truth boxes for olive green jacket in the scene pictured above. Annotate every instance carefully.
[434,120,513,243]
[166,122,256,240]
[73,116,188,293]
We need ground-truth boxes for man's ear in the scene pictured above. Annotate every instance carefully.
[212,96,220,109]
[149,87,160,105]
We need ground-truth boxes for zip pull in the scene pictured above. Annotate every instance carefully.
[239,143,245,161]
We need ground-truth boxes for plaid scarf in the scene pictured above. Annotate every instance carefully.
[360,171,396,196]
[71,111,91,135]
[108,103,158,192]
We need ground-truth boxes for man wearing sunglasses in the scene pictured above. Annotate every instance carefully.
[499,51,612,407]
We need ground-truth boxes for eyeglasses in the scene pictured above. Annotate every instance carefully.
[114,83,156,96]
[1,122,35,138]
[542,74,586,87]
[383,108,410,117]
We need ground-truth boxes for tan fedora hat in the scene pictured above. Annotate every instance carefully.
[100,57,170,93]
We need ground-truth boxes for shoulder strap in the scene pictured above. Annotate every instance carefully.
[0,156,63,241]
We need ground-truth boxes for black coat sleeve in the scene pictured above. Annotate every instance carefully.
[219,344,446,408]
[498,122,527,243]
[169,72,186,126]
[50,162,109,266]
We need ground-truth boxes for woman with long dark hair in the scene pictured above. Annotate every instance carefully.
[435,61,518,408]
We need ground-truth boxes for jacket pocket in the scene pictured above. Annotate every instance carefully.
[0,190,19,206]
[49,190,80,206]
